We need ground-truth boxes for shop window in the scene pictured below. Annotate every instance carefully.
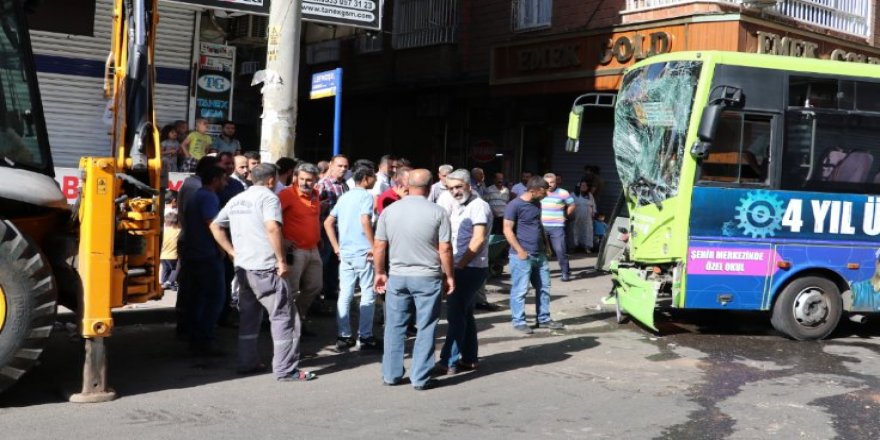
[512,0,552,31]
[698,112,771,186]
[781,111,880,194]
[27,0,95,36]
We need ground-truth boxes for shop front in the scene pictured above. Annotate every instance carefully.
[489,15,880,215]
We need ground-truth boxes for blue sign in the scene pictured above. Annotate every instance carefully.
[690,187,880,243]
[310,69,338,100]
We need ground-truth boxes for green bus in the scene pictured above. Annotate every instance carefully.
[569,51,880,340]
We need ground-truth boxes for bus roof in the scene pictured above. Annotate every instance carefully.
[625,51,880,80]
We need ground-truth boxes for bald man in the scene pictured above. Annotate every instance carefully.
[374,169,454,391]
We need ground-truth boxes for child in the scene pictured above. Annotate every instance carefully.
[160,124,180,173]
[180,118,212,171]
[593,213,608,253]
[160,211,180,290]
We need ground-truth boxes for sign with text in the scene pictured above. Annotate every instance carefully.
[303,0,382,31]
[169,0,383,29]
[55,168,191,205]
[195,43,236,135]
[310,69,339,99]
[166,0,269,14]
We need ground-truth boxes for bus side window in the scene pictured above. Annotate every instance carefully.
[782,111,880,194]
[698,112,771,185]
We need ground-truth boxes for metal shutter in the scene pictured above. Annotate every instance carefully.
[550,107,619,217]
[30,0,196,167]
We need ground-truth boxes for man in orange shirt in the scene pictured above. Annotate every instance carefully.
[279,162,323,321]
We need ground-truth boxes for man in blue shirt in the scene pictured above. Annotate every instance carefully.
[181,165,226,355]
[324,166,379,352]
[503,176,566,334]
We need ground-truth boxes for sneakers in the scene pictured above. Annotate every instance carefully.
[561,273,572,282]
[335,336,356,352]
[358,336,382,350]
[513,324,534,335]
[537,320,566,330]
[277,370,317,382]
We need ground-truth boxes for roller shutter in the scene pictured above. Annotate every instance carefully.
[550,107,620,217]
[29,0,197,167]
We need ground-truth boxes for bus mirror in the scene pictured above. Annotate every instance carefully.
[566,106,583,152]
[698,104,723,143]
[691,140,711,159]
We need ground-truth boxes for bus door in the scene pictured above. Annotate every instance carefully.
[685,110,779,310]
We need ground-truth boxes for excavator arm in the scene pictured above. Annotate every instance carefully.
[71,0,163,403]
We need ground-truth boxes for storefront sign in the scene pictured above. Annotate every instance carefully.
[168,0,383,30]
[167,0,269,14]
[518,44,582,72]
[195,43,235,135]
[598,32,671,65]
[753,31,880,64]
[303,0,382,31]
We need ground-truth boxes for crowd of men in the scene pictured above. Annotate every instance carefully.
[171,152,584,390]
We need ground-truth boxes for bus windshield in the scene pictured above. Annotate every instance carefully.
[613,60,701,206]
[0,0,48,170]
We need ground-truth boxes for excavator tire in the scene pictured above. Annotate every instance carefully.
[0,219,57,393]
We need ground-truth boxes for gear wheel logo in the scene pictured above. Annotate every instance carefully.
[734,190,784,238]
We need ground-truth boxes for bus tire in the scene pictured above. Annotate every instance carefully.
[771,276,841,341]
[0,219,57,393]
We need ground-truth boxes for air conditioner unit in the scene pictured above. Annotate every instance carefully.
[229,15,269,46]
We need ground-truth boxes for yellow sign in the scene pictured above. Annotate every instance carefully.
[97,177,108,195]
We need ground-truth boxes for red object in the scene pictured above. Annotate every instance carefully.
[377,187,402,214]
[279,186,321,249]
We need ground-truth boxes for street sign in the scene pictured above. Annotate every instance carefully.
[310,69,338,99]
[167,0,383,30]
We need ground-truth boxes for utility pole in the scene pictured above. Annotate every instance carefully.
[258,0,302,162]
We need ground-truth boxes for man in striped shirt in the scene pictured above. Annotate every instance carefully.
[541,173,575,281]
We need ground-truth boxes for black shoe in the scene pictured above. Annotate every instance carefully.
[561,274,572,282]
[413,379,439,391]
[513,324,534,335]
[358,336,382,350]
[537,320,565,330]
[475,302,500,311]
[335,336,356,352]
[406,325,418,338]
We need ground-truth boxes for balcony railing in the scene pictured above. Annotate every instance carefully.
[392,0,458,50]
[624,0,872,38]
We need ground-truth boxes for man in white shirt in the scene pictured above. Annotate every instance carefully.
[435,169,492,374]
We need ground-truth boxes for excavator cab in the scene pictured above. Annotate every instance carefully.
[0,0,52,177]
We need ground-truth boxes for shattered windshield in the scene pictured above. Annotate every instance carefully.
[613,61,701,206]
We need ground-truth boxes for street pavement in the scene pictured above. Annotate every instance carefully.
[3,254,880,439]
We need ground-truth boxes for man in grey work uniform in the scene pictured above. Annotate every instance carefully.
[210,163,316,382]
[374,169,455,391]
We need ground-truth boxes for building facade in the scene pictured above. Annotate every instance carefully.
[300,0,879,215]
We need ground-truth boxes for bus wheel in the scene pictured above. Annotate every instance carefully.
[771,276,842,341]
[0,219,57,393]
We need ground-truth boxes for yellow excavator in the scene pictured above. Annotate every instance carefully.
[0,0,163,402]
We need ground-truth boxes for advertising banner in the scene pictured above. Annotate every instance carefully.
[195,43,236,136]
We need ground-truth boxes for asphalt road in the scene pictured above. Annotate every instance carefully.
[3,254,880,439]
